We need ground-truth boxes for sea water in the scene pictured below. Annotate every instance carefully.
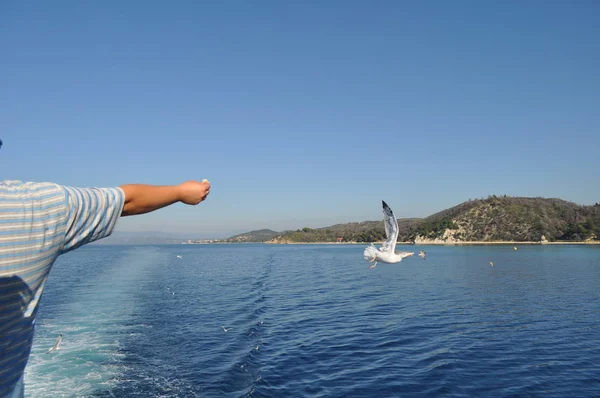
[25,244,600,397]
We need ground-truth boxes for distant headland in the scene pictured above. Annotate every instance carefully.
[182,196,600,245]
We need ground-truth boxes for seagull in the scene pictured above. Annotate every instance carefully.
[364,200,414,269]
[418,250,427,260]
[176,255,182,259]
[490,261,494,267]
[513,247,518,251]
[46,334,63,354]
[221,326,232,332]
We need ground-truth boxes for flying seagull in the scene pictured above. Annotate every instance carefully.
[221,326,233,332]
[418,250,427,260]
[364,201,414,269]
[46,334,63,354]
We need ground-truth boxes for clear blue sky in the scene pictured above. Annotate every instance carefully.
[1,1,599,237]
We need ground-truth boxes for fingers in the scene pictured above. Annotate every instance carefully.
[178,180,212,205]
[201,180,211,201]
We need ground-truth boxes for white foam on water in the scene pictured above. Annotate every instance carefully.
[24,247,167,397]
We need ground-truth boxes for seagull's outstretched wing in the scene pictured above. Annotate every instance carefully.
[380,200,398,253]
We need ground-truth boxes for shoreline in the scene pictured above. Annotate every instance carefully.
[261,241,600,246]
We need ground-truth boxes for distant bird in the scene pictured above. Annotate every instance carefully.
[490,261,494,267]
[46,334,63,354]
[513,247,518,251]
[176,255,182,259]
[364,201,414,269]
[221,326,233,332]
[418,250,427,260]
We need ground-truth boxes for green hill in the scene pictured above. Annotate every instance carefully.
[418,196,600,242]
[263,219,422,243]
[225,229,281,243]
[262,196,600,243]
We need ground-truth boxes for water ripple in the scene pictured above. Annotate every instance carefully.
[25,244,600,397]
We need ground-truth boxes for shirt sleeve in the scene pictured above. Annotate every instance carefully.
[60,186,125,254]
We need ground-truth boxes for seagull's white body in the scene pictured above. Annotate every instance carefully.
[366,247,412,264]
[47,334,63,354]
[364,201,414,269]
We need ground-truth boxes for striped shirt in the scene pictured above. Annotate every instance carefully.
[0,180,125,396]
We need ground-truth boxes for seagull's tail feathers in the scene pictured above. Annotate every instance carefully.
[363,244,379,261]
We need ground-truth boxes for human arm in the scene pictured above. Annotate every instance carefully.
[60,179,210,253]
[119,180,211,216]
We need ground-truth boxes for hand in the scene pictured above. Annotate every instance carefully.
[178,180,211,205]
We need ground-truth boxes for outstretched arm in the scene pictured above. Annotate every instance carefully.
[60,179,210,254]
[119,180,211,217]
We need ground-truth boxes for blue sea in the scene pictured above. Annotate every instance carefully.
[25,244,600,397]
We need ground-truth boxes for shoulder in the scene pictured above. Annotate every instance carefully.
[0,180,63,190]
[0,180,66,201]
[0,181,124,200]
[0,180,125,214]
